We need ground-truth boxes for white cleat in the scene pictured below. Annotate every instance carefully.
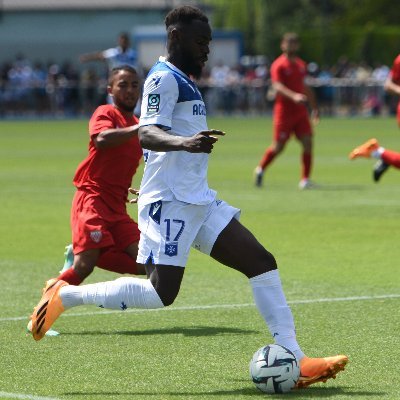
[298,179,318,190]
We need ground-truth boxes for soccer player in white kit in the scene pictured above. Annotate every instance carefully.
[29,5,348,389]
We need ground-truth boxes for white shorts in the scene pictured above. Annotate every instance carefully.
[137,198,241,267]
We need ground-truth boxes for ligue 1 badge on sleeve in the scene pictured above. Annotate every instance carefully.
[165,242,178,257]
[147,94,160,113]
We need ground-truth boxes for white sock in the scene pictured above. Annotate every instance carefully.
[250,269,305,361]
[60,277,164,310]
[372,147,385,159]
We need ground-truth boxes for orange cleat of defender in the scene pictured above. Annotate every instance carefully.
[349,138,379,159]
[295,354,349,388]
[29,279,68,341]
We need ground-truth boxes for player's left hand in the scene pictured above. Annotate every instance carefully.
[128,187,139,204]
[311,109,320,126]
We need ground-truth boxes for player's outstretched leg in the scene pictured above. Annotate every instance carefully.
[210,217,349,388]
[29,279,69,341]
[349,138,379,159]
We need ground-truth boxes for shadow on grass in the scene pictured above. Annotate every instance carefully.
[311,184,366,191]
[62,325,258,337]
[63,386,386,397]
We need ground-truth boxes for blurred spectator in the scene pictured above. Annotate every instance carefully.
[210,60,231,113]
[0,53,396,118]
[79,32,139,72]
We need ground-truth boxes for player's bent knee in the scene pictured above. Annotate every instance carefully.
[263,249,277,271]
[157,291,178,307]
[245,248,277,278]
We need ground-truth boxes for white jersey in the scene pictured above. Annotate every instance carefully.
[102,46,138,71]
[138,57,216,206]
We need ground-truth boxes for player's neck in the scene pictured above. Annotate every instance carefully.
[284,52,296,61]
[166,54,188,76]
[114,104,133,119]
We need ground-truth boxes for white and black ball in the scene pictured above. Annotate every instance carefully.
[249,344,300,394]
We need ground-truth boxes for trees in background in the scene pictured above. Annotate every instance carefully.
[204,0,400,65]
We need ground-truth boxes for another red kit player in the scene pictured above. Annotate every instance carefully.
[255,32,319,189]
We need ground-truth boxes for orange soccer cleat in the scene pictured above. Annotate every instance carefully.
[295,354,349,389]
[349,138,379,160]
[29,279,68,341]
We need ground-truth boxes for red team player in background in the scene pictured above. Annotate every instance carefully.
[57,65,145,286]
[254,32,319,189]
[350,54,400,180]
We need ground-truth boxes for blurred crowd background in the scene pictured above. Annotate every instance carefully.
[2,0,400,119]
[0,54,395,118]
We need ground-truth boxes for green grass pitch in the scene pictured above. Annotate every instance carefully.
[0,116,399,400]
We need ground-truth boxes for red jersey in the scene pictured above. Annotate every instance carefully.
[389,54,400,84]
[270,54,308,115]
[73,105,142,213]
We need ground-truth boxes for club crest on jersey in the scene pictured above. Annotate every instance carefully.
[165,241,178,257]
[90,230,102,243]
[147,94,160,113]
[193,103,206,116]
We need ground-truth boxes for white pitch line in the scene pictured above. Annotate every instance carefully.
[0,392,60,400]
[1,293,399,324]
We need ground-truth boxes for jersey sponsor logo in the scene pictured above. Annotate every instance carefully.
[193,103,206,116]
[147,94,160,113]
[149,200,162,224]
[90,230,102,243]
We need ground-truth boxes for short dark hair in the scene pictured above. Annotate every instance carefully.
[165,5,208,32]
[119,32,130,40]
[108,65,137,85]
[282,32,299,43]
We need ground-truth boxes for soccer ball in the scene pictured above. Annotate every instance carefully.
[249,344,300,394]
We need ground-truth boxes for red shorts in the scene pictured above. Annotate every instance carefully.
[273,111,312,142]
[71,190,140,255]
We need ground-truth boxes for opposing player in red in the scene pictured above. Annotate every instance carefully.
[254,33,319,189]
[55,65,145,286]
[367,54,400,181]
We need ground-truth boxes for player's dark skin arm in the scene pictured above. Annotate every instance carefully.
[94,125,139,149]
[138,124,224,153]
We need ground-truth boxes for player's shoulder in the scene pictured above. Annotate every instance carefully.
[271,54,285,66]
[393,54,400,65]
[102,47,118,58]
[144,62,179,92]
[90,104,117,121]
[295,56,306,67]
[93,104,115,115]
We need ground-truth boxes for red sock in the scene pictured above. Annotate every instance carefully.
[58,268,83,285]
[302,152,312,179]
[259,148,277,170]
[97,249,138,274]
[382,149,400,168]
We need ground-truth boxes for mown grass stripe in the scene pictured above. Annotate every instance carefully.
[2,293,399,323]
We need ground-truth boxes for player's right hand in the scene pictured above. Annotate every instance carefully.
[293,93,308,104]
[184,129,225,154]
